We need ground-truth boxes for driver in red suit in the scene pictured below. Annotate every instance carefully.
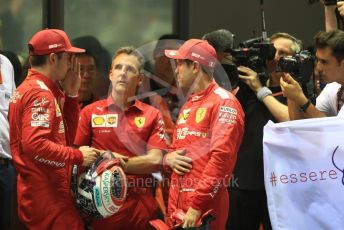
[163,39,245,230]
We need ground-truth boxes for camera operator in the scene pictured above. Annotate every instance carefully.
[281,30,344,119]
[228,32,302,230]
[238,33,303,121]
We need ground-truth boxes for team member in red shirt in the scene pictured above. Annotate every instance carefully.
[8,29,100,230]
[163,39,245,229]
[74,46,167,230]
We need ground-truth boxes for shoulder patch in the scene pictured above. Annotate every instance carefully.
[220,106,237,115]
[214,88,230,99]
[36,80,49,91]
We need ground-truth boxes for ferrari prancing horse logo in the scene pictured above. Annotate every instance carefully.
[196,108,207,123]
[134,117,145,128]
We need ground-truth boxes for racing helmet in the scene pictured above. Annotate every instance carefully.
[74,151,127,218]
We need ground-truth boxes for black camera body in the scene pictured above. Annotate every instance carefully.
[230,42,276,70]
[226,37,276,82]
[277,50,315,84]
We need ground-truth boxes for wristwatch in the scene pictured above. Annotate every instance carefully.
[299,100,311,112]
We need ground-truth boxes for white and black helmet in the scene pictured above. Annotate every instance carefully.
[72,151,127,218]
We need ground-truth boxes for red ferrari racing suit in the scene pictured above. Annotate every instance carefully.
[166,81,244,229]
[8,69,84,230]
[74,98,168,230]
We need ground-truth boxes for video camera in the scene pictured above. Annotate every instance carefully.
[224,37,276,82]
[277,50,315,84]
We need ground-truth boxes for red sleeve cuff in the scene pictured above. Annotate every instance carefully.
[65,95,79,106]
[72,149,84,165]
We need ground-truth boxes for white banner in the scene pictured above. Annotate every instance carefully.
[263,117,344,230]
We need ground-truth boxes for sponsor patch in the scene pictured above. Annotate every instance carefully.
[55,99,62,117]
[107,114,118,127]
[134,117,145,128]
[34,155,65,167]
[31,121,50,128]
[220,106,237,115]
[58,120,65,133]
[195,108,207,123]
[101,170,117,213]
[92,115,106,127]
[99,130,111,133]
[94,187,102,208]
[92,114,118,127]
[32,107,49,113]
[218,117,237,124]
[33,97,49,107]
[31,112,49,121]
[176,127,207,140]
[177,108,191,125]
[219,112,236,120]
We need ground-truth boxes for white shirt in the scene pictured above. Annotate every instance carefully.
[316,82,341,117]
[0,54,16,159]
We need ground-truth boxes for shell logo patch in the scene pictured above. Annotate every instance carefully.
[134,117,145,128]
[92,114,118,127]
[195,108,207,123]
[93,116,105,126]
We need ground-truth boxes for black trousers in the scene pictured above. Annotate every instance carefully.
[0,162,15,230]
[227,187,272,230]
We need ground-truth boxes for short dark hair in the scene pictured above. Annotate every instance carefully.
[29,52,63,67]
[202,29,235,52]
[314,30,344,62]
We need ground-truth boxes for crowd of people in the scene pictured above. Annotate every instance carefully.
[1,1,344,230]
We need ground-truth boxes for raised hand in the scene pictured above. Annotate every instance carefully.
[62,54,81,96]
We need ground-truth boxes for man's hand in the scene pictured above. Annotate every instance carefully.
[338,1,344,17]
[113,152,129,170]
[280,73,308,104]
[99,150,128,169]
[165,149,192,175]
[79,146,100,167]
[182,207,201,228]
[62,55,80,96]
[237,66,263,93]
